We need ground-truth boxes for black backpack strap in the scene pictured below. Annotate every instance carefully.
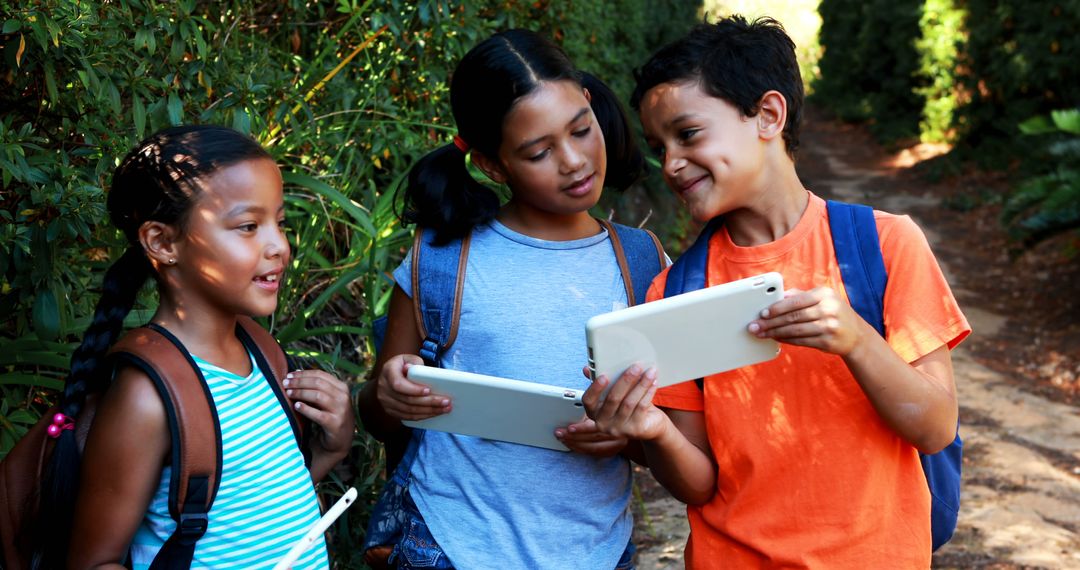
[411,227,471,366]
[108,325,221,570]
[236,316,307,463]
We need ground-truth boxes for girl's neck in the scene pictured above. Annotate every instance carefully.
[496,203,601,241]
[151,295,248,371]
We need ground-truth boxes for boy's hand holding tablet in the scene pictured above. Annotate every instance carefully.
[585,272,784,391]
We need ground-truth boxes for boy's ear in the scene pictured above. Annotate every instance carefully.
[139,221,181,269]
[470,151,508,185]
[756,90,788,142]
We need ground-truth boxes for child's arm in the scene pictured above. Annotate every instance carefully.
[582,366,716,505]
[750,288,958,453]
[69,367,170,568]
[356,285,451,440]
[283,369,354,481]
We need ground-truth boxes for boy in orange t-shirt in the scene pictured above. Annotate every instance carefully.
[582,16,971,569]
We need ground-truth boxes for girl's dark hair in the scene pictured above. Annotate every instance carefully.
[401,29,644,244]
[33,125,270,568]
[630,15,804,158]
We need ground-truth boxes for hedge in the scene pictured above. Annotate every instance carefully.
[0,0,701,564]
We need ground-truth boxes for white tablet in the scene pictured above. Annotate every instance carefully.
[401,365,586,452]
[586,272,784,389]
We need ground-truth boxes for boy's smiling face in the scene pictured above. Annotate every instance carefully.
[639,80,765,222]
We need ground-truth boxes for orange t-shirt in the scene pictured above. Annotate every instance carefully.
[651,193,970,569]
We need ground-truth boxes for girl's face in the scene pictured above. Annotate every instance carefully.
[638,80,765,222]
[171,158,290,319]
[487,79,606,221]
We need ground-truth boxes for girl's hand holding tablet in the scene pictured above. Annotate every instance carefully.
[376,354,452,421]
[555,417,628,457]
[582,365,668,442]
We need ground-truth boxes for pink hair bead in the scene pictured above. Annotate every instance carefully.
[47,412,74,439]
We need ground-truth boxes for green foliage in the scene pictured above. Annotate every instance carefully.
[916,0,964,143]
[815,0,1079,256]
[1001,109,1080,250]
[955,1,1080,159]
[813,0,924,143]
[0,0,702,564]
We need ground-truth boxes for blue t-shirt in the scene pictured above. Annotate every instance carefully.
[393,220,633,570]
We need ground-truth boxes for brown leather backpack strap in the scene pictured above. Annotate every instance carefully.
[0,404,59,569]
[597,219,638,306]
[235,316,305,446]
[108,325,218,563]
[236,316,288,382]
[645,228,669,268]
[410,228,428,340]
[444,231,471,351]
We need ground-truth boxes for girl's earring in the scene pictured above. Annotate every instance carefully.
[168,258,176,265]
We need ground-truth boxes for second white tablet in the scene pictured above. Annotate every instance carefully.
[586,272,784,389]
[402,366,586,452]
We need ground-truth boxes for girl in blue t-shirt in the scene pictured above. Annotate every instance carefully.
[357,29,662,569]
[31,125,353,568]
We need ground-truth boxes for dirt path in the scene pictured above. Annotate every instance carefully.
[631,111,1080,569]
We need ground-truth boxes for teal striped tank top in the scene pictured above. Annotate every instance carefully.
[129,350,330,569]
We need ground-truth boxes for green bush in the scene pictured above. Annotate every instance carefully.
[916,0,964,143]
[954,1,1080,161]
[0,0,701,564]
[813,0,924,143]
[1002,109,1080,251]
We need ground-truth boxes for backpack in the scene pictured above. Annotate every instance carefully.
[0,316,305,569]
[361,220,667,568]
[661,200,962,552]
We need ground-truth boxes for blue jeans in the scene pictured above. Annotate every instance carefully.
[390,492,636,569]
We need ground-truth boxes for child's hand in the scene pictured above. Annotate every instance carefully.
[555,418,628,457]
[284,369,354,457]
[581,365,667,441]
[376,354,451,421]
[748,287,867,355]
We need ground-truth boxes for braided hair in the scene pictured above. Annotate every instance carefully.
[32,125,271,568]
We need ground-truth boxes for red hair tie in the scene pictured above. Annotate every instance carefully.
[47,413,75,439]
[453,135,470,153]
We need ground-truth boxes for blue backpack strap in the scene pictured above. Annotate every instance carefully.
[600,220,666,307]
[826,201,887,335]
[826,200,961,552]
[663,216,724,299]
[412,228,471,366]
[663,216,724,390]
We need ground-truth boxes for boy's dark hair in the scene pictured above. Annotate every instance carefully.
[32,125,270,568]
[402,29,645,244]
[631,15,804,158]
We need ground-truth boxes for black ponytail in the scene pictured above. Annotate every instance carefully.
[32,125,270,567]
[401,144,501,245]
[399,29,643,241]
[581,72,645,191]
[32,247,151,569]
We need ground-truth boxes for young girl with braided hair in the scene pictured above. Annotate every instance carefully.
[357,29,664,569]
[32,125,353,569]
